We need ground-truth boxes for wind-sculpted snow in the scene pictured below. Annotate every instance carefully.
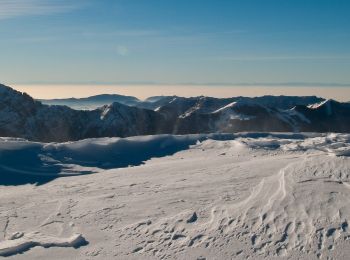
[1,133,350,259]
[0,134,234,185]
[114,133,350,259]
[0,133,350,186]
[0,232,87,257]
[237,133,350,156]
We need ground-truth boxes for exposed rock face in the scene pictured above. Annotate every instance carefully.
[0,84,161,142]
[0,84,349,142]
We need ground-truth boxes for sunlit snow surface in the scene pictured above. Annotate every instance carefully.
[0,133,350,259]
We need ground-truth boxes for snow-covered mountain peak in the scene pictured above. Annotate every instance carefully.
[308,99,337,109]
[0,84,349,142]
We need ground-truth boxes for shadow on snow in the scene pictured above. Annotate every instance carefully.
[0,134,235,186]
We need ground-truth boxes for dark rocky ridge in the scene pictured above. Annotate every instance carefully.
[1,84,349,142]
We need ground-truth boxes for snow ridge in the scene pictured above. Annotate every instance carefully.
[0,232,87,257]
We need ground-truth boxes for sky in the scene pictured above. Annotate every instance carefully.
[1,0,350,99]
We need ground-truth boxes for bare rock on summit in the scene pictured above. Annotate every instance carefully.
[0,84,350,142]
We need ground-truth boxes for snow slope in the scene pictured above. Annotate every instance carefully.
[0,133,350,259]
[0,134,233,183]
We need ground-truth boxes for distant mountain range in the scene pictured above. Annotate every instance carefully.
[40,94,323,111]
[1,83,350,142]
[40,95,179,110]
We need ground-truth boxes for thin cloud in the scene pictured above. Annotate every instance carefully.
[80,29,246,42]
[213,55,350,61]
[13,80,350,88]
[0,0,80,19]
[178,82,350,87]
[81,29,161,39]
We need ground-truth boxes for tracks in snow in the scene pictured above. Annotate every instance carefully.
[118,156,350,259]
[0,199,87,256]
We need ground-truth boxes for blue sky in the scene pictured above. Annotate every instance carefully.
[1,0,350,86]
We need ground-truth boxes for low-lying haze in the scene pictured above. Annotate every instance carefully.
[13,84,350,101]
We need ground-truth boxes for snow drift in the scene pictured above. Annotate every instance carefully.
[0,134,234,185]
[1,133,350,259]
[1,133,350,186]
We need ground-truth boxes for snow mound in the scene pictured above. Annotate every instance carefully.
[237,133,350,156]
[1,133,349,185]
[0,134,234,185]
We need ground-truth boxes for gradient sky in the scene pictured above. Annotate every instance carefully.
[1,0,350,97]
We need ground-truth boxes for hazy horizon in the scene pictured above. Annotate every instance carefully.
[11,84,350,101]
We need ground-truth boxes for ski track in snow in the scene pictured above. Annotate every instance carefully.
[0,133,350,259]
